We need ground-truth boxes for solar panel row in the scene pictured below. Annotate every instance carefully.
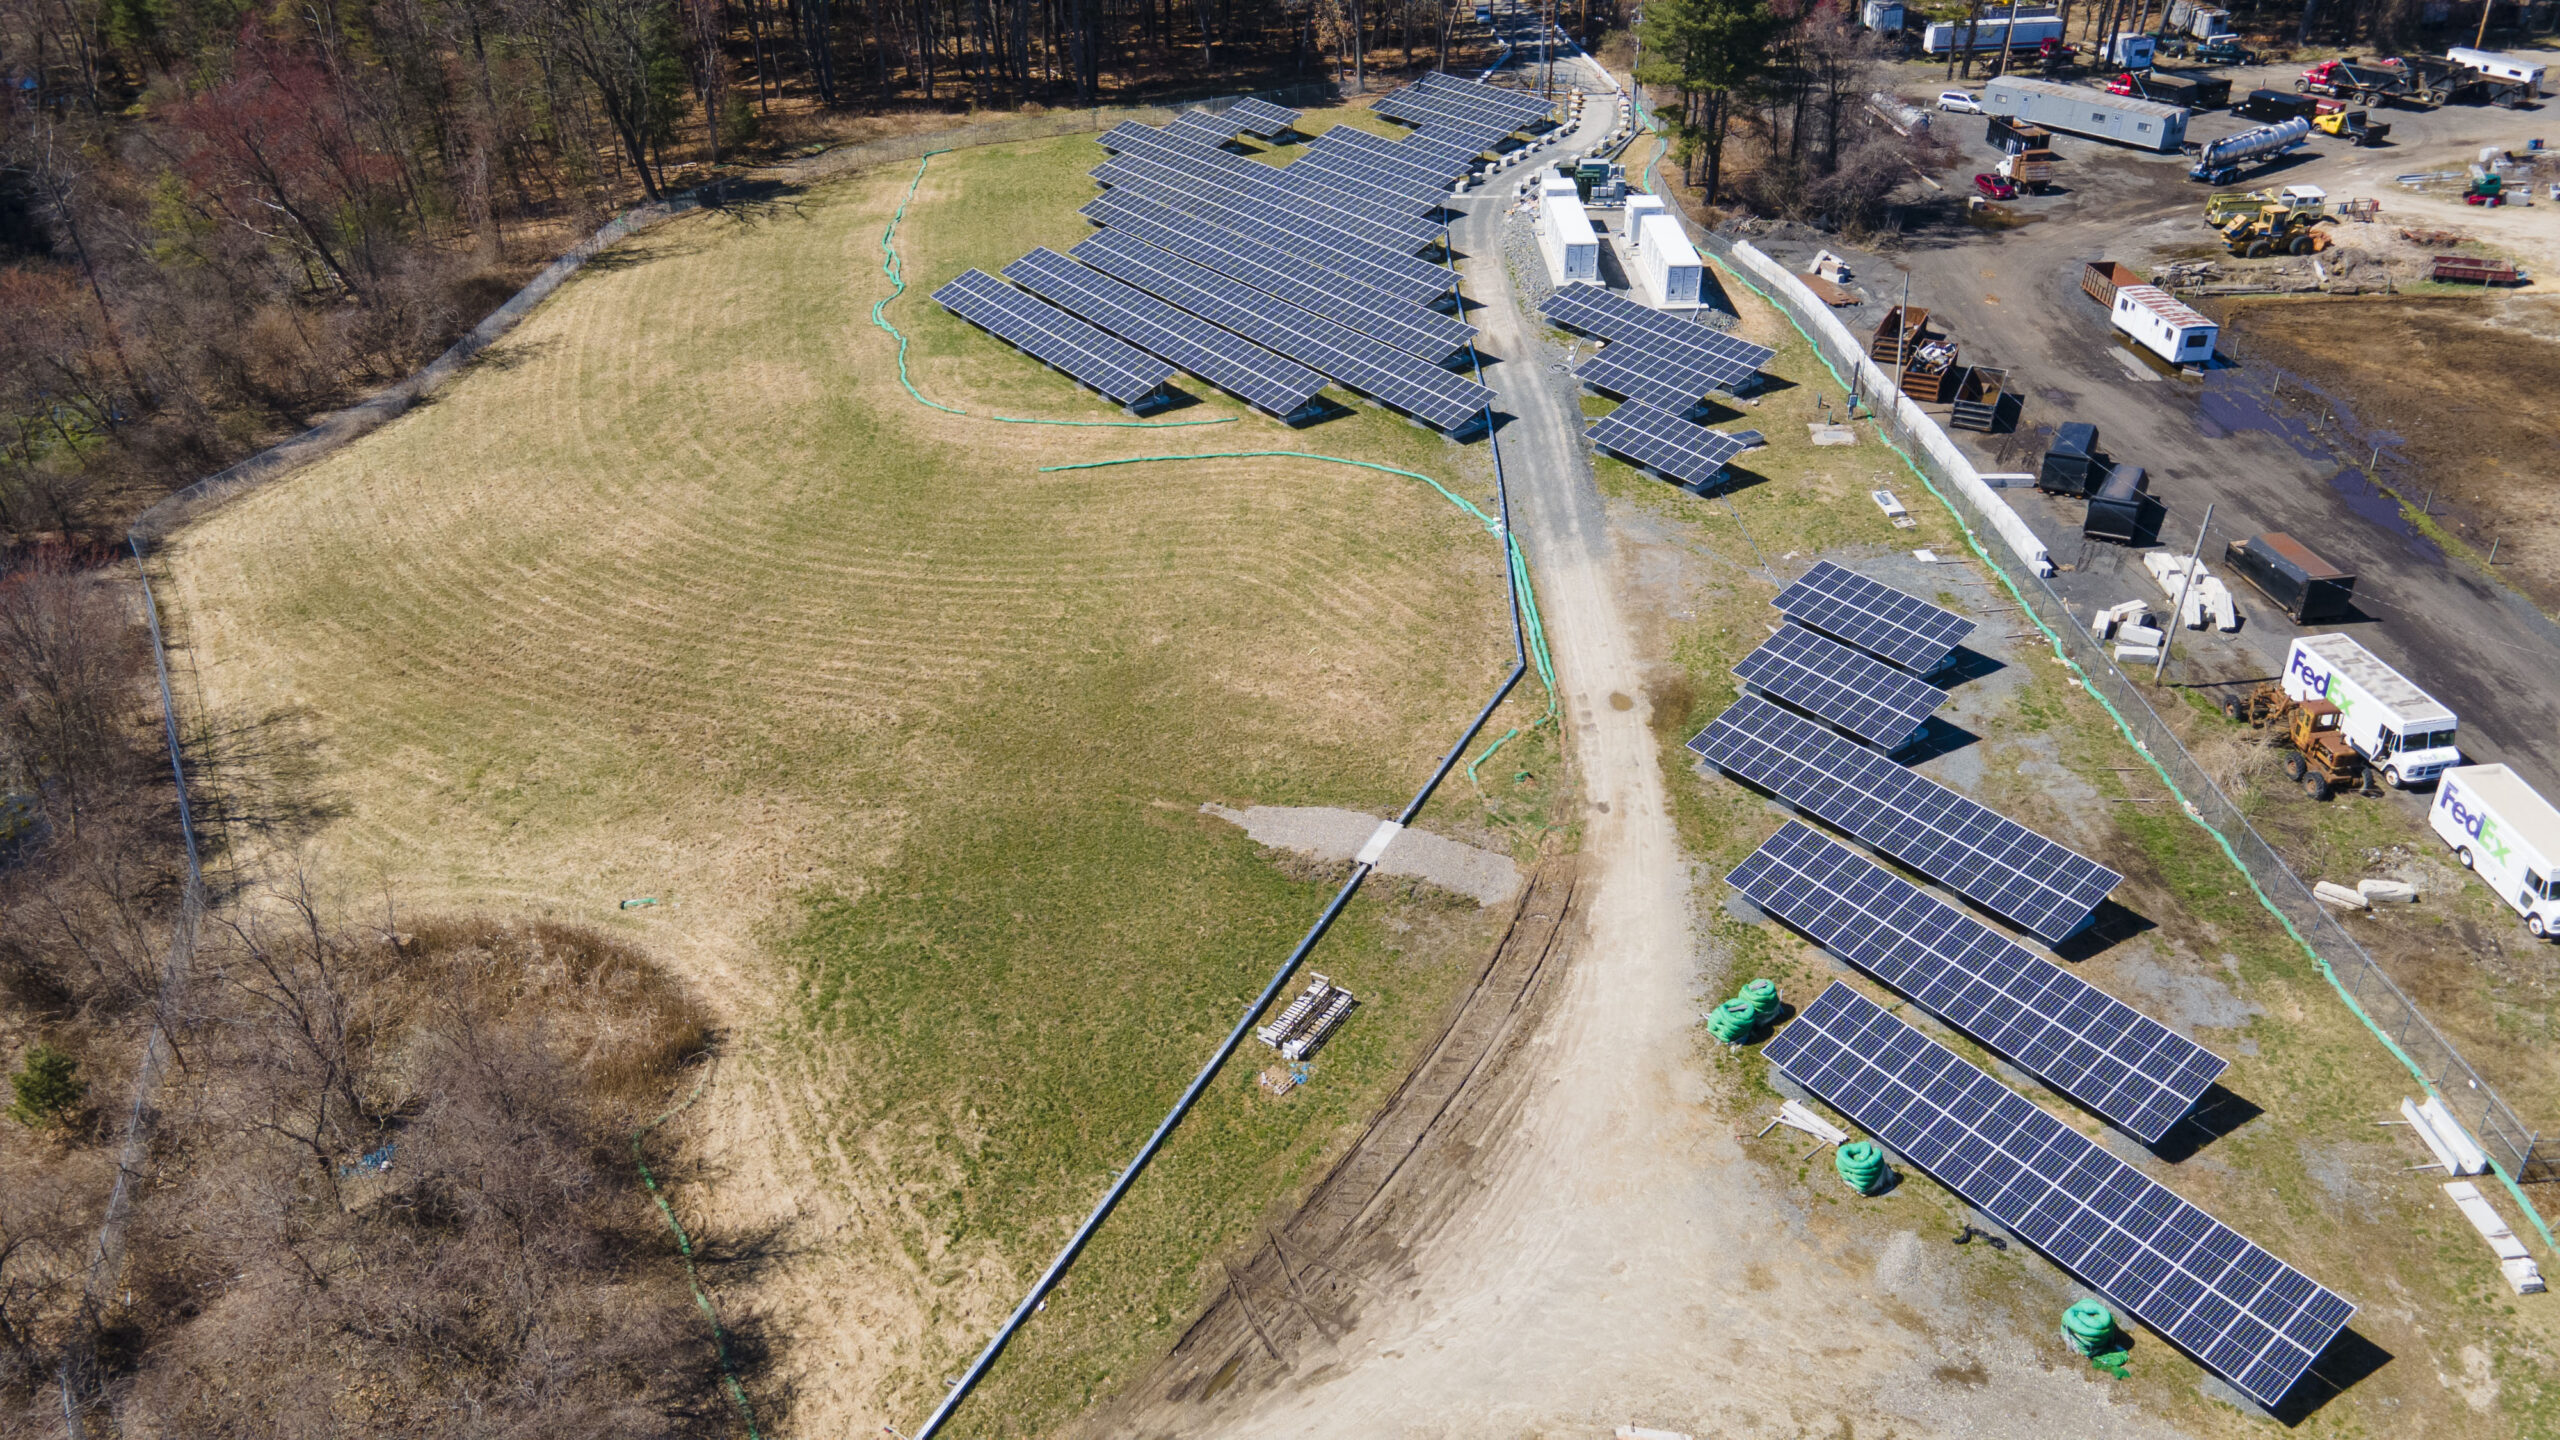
[1733,624,1946,750]
[1098,122,1442,249]
[1002,248,1325,417]
[1311,126,1471,188]
[1767,984,2352,1408]
[1584,403,1754,489]
[1375,79,1530,143]
[1072,229,1491,431]
[1083,193,1473,362]
[1774,560,1976,674]
[1542,287,1777,375]
[1352,124,1486,175]
[1088,154,1454,299]
[1223,95,1301,136]
[1273,149,1446,218]
[1162,109,1240,146]
[1731,823,2227,1142]
[1687,695,2122,943]
[930,269,1169,406]
[1575,347,1755,411]
[1415,70,1556,127]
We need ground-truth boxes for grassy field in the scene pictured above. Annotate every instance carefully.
[1629,263,2560,1438]
[158,126,1542,1436]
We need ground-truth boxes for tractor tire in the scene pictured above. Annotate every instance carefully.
[2223,699,2244,722]
[2306,773,2333,800]
[2285,754,2307,782]
[2288,232,2314,255]
[2460,846,2476,870]
[2247,239,2273,258]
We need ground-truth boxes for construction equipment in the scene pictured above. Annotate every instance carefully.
[2204,183,2328,225]
[2233,693,2378,799]
[1996,146,2060,192]
[2188,117,2313,185]
[2297,58,2414,104]
[2312,105,2391,146]
[2220,202,2330,257]
[2463,173,2506,206]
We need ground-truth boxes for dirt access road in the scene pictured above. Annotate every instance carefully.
[1761,77,2560,791]
[1111,67,2201,1440]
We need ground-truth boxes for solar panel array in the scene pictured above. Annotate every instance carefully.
[1543,287,1775,374]
[1585,403,1755,489]
[1072,229,1491,431]
[1282,145,1448,211]
[1082,193,1472,362]
[1687,695,2122,943]
[1416,69,1556,127]
[1163,108,1241,146]
[1088,152,1452,297]
[1773,560,1976,674]
[1575,349,1745,410]
[930,269,1168,406]
[1734,623,1946,750]
[1373,72,1549,154]
[1096,123,1441,249]
[1312,125,1472,187]
[1002,247,1324,417]
[1730,823,2226,1142]
[1223,96,1301,136]
[1766,984,2352,1407]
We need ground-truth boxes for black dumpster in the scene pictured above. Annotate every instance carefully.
[2039,422,2102,495]
[2224,532,2357,623]
[2082,464,2161,543]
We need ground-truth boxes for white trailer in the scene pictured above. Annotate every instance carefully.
[2432,765,2560,938]
[2282,633,2463,787]
[1920,12,2065,55]
[2107,32,2157,68]
[2449,47,2548,94]
[2110,284,2217,365]
[1633,212,1703,307]
[1622,192,1666,249]
[1536,175,1599,284]
[1861,0,1905,32]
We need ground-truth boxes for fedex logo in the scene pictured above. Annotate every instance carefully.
[2287,647,2354,717]
[2440,784,2512,867]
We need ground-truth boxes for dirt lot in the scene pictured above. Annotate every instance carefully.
[2216,294,2560,614]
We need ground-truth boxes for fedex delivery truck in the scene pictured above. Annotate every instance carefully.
[2432,765,2560,938]
[2282,634,2461,788]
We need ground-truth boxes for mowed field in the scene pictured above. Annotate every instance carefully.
[159,129,1536,1434]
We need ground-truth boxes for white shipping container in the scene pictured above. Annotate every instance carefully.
[1537,186,1600,284]
[2432,765,2560,937]
[1634,212,1703,307]
[1622,193,1666,250]
[2110,284,2218,365]
[2449,46,2547,92]
[2108,32,2156,67]
[1921,12,2064,54]
[2282,633,2462,786]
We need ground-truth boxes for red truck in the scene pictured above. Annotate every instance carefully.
[2297,58,2413,103]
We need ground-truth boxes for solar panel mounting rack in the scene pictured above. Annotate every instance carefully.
[1733,623,1946,751]
[1766,983,2351,1408]
[929,269,1169,407]
[1773,559,1976,674]
[1687,694,2122,944]
[1585,403,1753,489]
[1730,821,2226,1142]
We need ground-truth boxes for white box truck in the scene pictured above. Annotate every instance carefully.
[2283,633,2462,788]
[2432,765,2560,938]
[2110,284,2217,365]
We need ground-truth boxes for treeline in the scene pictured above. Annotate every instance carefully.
[0,556,729,1430]
[0,0,1492,548]
[1636,0,1948,228]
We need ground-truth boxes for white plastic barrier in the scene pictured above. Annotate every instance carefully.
[1725,241,2053,577]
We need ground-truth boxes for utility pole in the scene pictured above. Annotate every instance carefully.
[2154,503,2214,684]
[2474,0,2494,49]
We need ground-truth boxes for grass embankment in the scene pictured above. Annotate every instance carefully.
[158,128,1542,1435]
[1636,270,2560,1436]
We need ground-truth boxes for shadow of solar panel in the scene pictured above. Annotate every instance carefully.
[1734,624,1946,750]
[1088,156,1453,299]
[1096,123,1441,248]
[1686,695,2121,943]
[1071,230,1491,432]
[930,269,1169,406]
[1584,403,1751,488]
[1541,287,1777,375]
[1577,347,1758,409]
[1002,248,1324,417]
[1224,96,1301,136]
[1773,560,1977,674]
[1311,127,1473,187]
[1084,193,1473,361]
[1765,984,2348,1407]
[1731,823,2225,1141]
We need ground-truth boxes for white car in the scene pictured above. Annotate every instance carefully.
[1937,90,1984,114]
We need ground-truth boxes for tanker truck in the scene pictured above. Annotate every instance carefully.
[2187,116,2312,184]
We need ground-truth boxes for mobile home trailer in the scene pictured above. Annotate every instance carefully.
[1983,77,2188,152]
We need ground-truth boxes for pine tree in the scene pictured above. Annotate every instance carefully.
[9,1044,85,1127]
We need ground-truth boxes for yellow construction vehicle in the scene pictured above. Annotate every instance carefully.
[2220,203,2332,258]
[2230,686,2378,799]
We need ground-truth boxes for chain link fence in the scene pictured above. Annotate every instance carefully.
[1708,234,2551,1193]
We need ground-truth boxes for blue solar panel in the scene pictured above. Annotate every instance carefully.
[1542,287,1776,376]
[1729,822,2226,1142]
[1734,624,1946,750]
[1096,123,1441,249]
[1687,695,2122,943]
[1087,154,1454,299]
[1773,560,1977,674]
[1766,983,2351,1408]
[1585,403,1753,488]
[1415,70,1557,127]
[1002,248,1324,417]
[1576,347,1757,410]
[1309,126,1471,187]
[929,269,1168,406]
[1224,96,1301,137]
